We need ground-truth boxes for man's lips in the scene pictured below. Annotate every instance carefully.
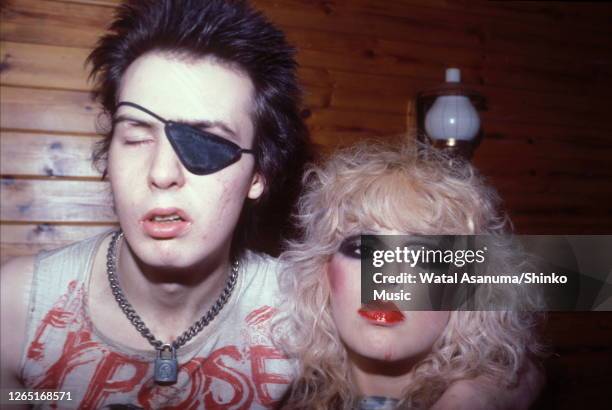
[141,207,192,223]
[358,301,405,325]
[140,207,192,239]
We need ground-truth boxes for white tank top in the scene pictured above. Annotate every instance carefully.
[20,232,294,409]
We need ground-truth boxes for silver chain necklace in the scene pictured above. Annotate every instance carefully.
[106,230,239,384]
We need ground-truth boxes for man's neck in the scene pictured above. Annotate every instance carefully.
[114,237,232,343]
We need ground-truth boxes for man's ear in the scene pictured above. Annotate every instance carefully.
[247,172,265,200]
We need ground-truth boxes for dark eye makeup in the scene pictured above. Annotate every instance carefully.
[338,235,377,260]
[338,235,361,259]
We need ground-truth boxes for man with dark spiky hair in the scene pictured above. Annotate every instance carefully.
[2,1,308,407]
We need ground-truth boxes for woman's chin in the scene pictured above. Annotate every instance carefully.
[352,340,401,363]
[349,334,428,366]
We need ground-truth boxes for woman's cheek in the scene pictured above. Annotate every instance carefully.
[328,256,363,313]
[327,259,346,294]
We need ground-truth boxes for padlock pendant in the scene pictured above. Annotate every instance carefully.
[154,344,178,384]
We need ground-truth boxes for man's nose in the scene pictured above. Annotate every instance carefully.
[147,133,186,190]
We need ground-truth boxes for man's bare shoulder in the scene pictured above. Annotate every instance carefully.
[1,255,35,389]
[1,255,35,314]
[1,254,35,277]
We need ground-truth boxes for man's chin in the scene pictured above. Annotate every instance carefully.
[140,249,199,269]
[132,243,197,271]
[123,231,222,272]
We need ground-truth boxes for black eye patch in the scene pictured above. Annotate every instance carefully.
[116,101,254,175]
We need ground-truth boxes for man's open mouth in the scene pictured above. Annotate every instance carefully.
[140,208,192,239]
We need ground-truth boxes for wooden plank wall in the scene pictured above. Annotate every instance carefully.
[1,1,611,408]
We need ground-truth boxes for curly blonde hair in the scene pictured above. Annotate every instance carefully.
[277,140,544,409]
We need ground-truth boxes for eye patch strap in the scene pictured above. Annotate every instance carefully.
[116,101,169,124]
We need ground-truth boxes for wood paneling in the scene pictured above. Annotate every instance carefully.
[536,312,612,409]
[0,86,99,134]
[1,132,101,177]
[0,0,110,47]
[1,178,114,222]
[1,2,611,407]
[1,41,92,90]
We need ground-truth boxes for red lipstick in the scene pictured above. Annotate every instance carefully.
[358,309,405,324]
[358,301,405,325]
[141,207,192,239]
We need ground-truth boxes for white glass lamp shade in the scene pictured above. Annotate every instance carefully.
[424,95,481,141]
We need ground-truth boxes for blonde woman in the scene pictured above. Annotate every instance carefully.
[277,141,544,409]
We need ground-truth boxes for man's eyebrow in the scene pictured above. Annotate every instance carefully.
[112,114,155,127]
